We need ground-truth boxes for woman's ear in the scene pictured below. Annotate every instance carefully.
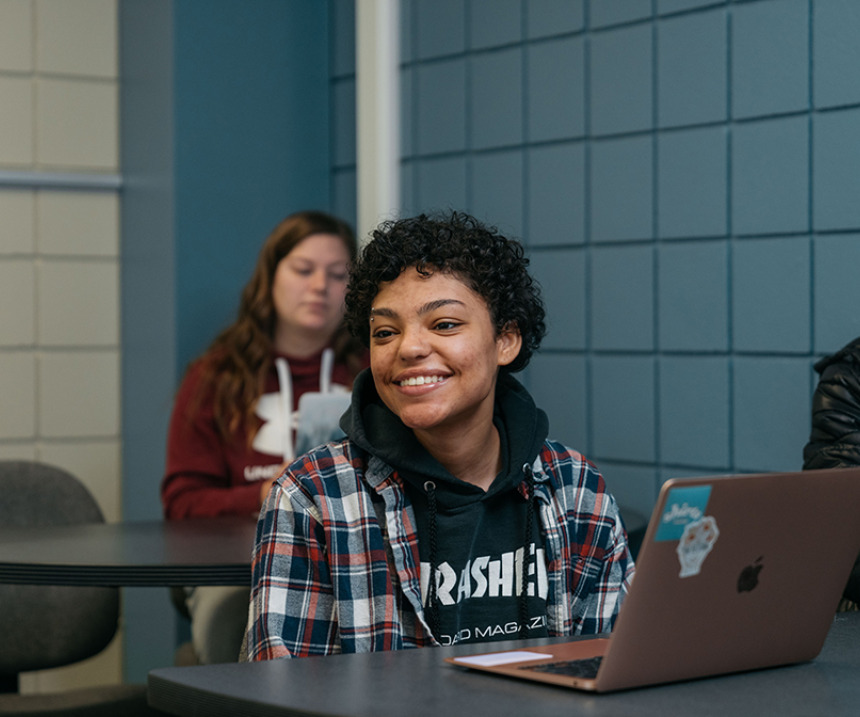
[496,322,523,367]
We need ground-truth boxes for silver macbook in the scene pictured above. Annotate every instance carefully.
[446,468,860,692]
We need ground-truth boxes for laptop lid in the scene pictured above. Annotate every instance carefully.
[446,468,860,692]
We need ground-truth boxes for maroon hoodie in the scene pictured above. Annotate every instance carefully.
[161,349,360,519]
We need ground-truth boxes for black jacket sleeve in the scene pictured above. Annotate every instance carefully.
[803,337,860,604]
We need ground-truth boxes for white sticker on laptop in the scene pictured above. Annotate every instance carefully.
[453,651,551,667]
[675,516,720,578]
[655,485,719,577]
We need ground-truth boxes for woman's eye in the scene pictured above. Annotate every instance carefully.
[372,329,395,340]
[434,321,460,331]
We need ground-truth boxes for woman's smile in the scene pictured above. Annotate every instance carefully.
[369,268,521,437]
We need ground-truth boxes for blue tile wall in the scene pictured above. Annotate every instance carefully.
[657,240,728,352]
[731,0,809,119]
[332,168,357,230]
[332,78,356,168]
[590,244,655,352]
[414,0,465,60]
[657,0,724,14]
[657,9,727,129]
[526,0,584,39]
[400,66,413,158]
[470,48,523,149]
[733,357,812,472]
[330,2,356,227]
[591,135,653,242]
[527,36,585,142]
[400,160,416,217]
[415,59,468,155]
[657,126,727,239]
[731,116,809,236]
[812,236,860,352]
[386,0,860,515]
[469,0,522,49]
[529,247,587,351]
[813,1,860,108]
[591,355,656,463]
[590,0,652,29]
[527,142,586,246]
[525,353,588,450]
[659,356,730,469]
[589,24,653,136]
[813,108,860,231]
[416,155,468,213]
[470,149,524,237]
[400,0,413,62]
[731,237,811,354]
[331,0,355,76]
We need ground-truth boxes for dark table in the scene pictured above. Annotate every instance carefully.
[0,516,257,587]
[148,611,860,717]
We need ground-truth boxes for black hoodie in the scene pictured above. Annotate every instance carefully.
[341,369,552,646]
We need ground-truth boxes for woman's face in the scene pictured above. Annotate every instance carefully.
[368,268,521,441]
[271,233,350,343]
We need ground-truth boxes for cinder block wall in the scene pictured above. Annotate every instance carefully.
[0,0,121,692]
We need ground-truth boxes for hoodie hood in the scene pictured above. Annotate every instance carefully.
[341,368,549,505]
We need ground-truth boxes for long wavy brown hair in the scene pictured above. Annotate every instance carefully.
[192,210,365,441]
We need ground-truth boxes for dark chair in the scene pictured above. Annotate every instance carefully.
[0,460,164,716]
[618,504,647,561]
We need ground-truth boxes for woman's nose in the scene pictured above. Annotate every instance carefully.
[309,269,328,293]
[398,326,430,360]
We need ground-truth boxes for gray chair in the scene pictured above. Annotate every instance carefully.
[0,460,164,716]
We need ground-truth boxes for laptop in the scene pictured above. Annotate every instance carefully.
[446,468,860,692]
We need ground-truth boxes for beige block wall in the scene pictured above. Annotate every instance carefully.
[0,0,123,693]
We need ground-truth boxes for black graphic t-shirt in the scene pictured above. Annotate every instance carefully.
[408,479,549,646]
[342,370,552,646]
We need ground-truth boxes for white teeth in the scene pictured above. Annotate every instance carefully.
[399,376,442,386]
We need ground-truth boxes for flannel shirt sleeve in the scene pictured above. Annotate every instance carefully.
[247,457,338,660]
[541,442,635,636]
[571,479,634,634]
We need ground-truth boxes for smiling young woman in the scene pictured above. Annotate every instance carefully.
[245,211,635,660]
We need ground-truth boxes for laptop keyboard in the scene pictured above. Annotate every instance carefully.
[519,656,603,679]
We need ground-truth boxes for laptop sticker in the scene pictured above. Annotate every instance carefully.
[675,516,720,577]
[655,485,713,541]
[453,651,551,667]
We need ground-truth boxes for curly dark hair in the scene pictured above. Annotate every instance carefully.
[345,211,546,373]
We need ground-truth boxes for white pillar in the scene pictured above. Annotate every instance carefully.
[356,0,401,244]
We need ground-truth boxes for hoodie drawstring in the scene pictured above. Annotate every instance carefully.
[519,462,536,640]
[275,357,294,464]
[274,348,336,464]
[424,480,440,640]
[319,347,334,394]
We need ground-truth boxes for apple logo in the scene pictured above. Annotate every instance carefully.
[737,556,764,593]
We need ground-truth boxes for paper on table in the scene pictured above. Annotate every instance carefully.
[452,651,550,667]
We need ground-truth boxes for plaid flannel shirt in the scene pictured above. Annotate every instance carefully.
[247,438,634,660]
